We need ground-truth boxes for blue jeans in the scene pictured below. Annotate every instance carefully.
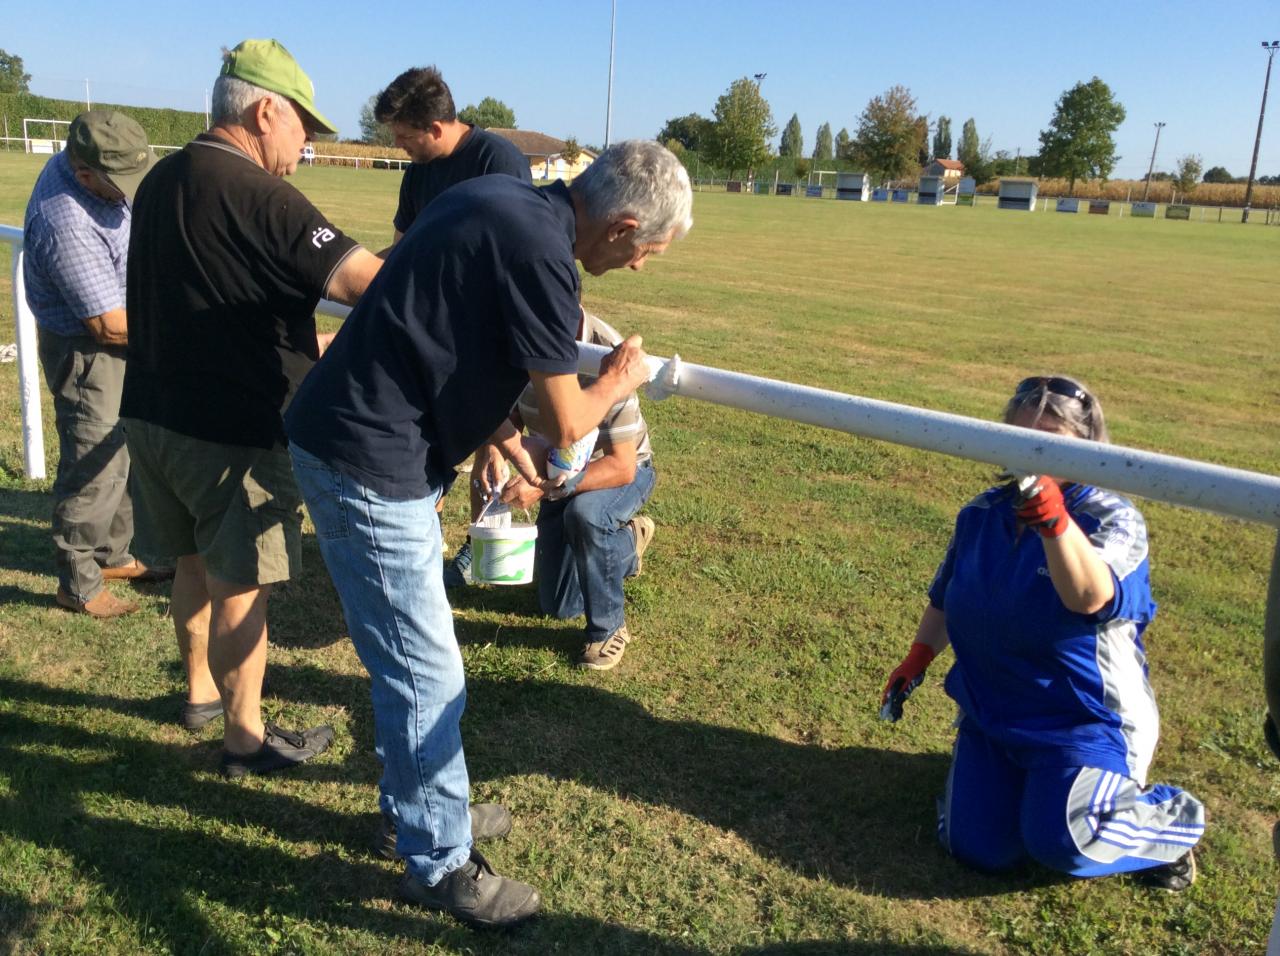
[290,443,471,885]
[536,460,656,641]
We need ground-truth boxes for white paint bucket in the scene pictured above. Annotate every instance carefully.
[468,522,538,585]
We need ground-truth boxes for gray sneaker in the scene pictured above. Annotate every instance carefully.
[628,516,655,577]
[443,539,473,589]
[398,848,541,929]
[577,625,632,671]
[374,803,513,860]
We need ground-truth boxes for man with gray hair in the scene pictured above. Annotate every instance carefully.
[121,40,383,774]
[283,139,692,928]
[23,110,165,619]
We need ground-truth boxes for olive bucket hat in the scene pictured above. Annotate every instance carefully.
[66,110,157,201]
[220,38,336,135]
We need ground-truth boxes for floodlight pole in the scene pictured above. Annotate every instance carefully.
[1142,122,1165,201]
[604,0,616,148]
[84,79,91,111]
[1243,41,1279,224]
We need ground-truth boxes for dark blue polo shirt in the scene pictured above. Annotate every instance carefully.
[285,178,581,499]
[393,127,531,234]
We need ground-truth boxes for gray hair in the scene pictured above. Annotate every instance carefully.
[571,140,693,244]
[1002,375,1109,443]
[211,74,291,126]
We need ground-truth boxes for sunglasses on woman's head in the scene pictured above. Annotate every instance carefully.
[1013,376,1091,407]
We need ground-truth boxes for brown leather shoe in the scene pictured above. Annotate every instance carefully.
[100,559,174,582]
[56,586,139,618]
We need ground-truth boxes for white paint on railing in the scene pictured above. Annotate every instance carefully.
[1,223,46,480]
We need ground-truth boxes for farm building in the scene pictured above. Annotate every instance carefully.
[922,158,965,179]
[488,128,596,181]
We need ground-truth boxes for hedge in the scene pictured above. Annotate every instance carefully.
[0,93,206,148]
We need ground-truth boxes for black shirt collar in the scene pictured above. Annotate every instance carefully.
[543,180,577,250]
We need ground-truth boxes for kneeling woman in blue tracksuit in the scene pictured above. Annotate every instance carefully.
[882,376,1204,890]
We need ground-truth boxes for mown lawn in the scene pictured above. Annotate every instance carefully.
[0,152,1278,955]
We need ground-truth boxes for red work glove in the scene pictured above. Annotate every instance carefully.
[1016,475,1070,538]
[880,642,937,721]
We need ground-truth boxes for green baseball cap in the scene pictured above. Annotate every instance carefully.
[66,110,157,201]
[220,38,336,135]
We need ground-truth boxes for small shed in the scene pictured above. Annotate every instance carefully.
[836,172,870,201]
[917,175,944,205]
[997,179,1038,211]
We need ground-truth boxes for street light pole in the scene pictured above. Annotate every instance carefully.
[604,0,616,148]
[1142,122,1165,201]
[1243,41,1280,224]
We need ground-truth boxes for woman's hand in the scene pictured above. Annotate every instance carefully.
[880,642,937,721]
[1016,476,1070,538]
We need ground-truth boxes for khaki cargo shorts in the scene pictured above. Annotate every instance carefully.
[123,418,303,586]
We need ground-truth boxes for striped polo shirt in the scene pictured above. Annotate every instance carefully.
[515,312,651,464]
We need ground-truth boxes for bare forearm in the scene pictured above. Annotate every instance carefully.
[83,308,128,346]
[572,452,635,494]
[913,604,950,655]
[1043,523,1115,614]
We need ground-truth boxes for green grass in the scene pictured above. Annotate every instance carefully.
[1,152,1278,955]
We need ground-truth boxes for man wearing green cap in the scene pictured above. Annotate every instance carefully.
[23,109,169,620]
[121,40,383,775]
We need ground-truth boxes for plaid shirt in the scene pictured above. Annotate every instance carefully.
[23,151,131,337]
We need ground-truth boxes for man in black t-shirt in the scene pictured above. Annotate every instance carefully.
[121,39,383,777]
[284,140,693,929]
[373,66,530,249]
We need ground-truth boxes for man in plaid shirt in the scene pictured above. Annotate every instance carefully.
[23,111,167,618]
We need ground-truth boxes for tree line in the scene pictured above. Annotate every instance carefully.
[655,74,1263,197]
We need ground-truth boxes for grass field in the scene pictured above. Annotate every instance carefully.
[1,151,1278,955]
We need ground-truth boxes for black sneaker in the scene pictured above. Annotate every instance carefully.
[220,723,334,779]
[398,848,540,928]
[1135,849,1197,891]
[374,804,513,860]
[181,699,224,732]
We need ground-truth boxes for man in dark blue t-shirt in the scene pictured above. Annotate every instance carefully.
[284,140,692,929]
[373,66,530,249]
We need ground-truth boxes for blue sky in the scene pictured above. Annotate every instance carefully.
[5,0,1278,178]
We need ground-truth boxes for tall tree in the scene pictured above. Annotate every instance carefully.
[0,49,30,94]
[957,118,980,172]
[1036,76,1126,195]
[850,85,920,182]
[957,119,996,184]
[1173,154,1203,196]
[1202,165,1233,184]
[707,76,776,176]
[779,113,803,157]
[914,116,930,165]
[834,127,851,159]
[458,97,516,129]
[358,94,395,146]
[933,116,952,160]
[657,113,714,152]
[812,122,833,161]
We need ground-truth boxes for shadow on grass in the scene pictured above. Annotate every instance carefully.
[0,485,51,578]
[270,663,1056,902]
[0,683,986,955]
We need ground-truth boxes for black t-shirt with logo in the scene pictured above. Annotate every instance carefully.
[122,134,359,449]
[286,177,581,499]
[392,127,531,234]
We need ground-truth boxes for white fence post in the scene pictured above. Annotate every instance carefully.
[1,225,47,480]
